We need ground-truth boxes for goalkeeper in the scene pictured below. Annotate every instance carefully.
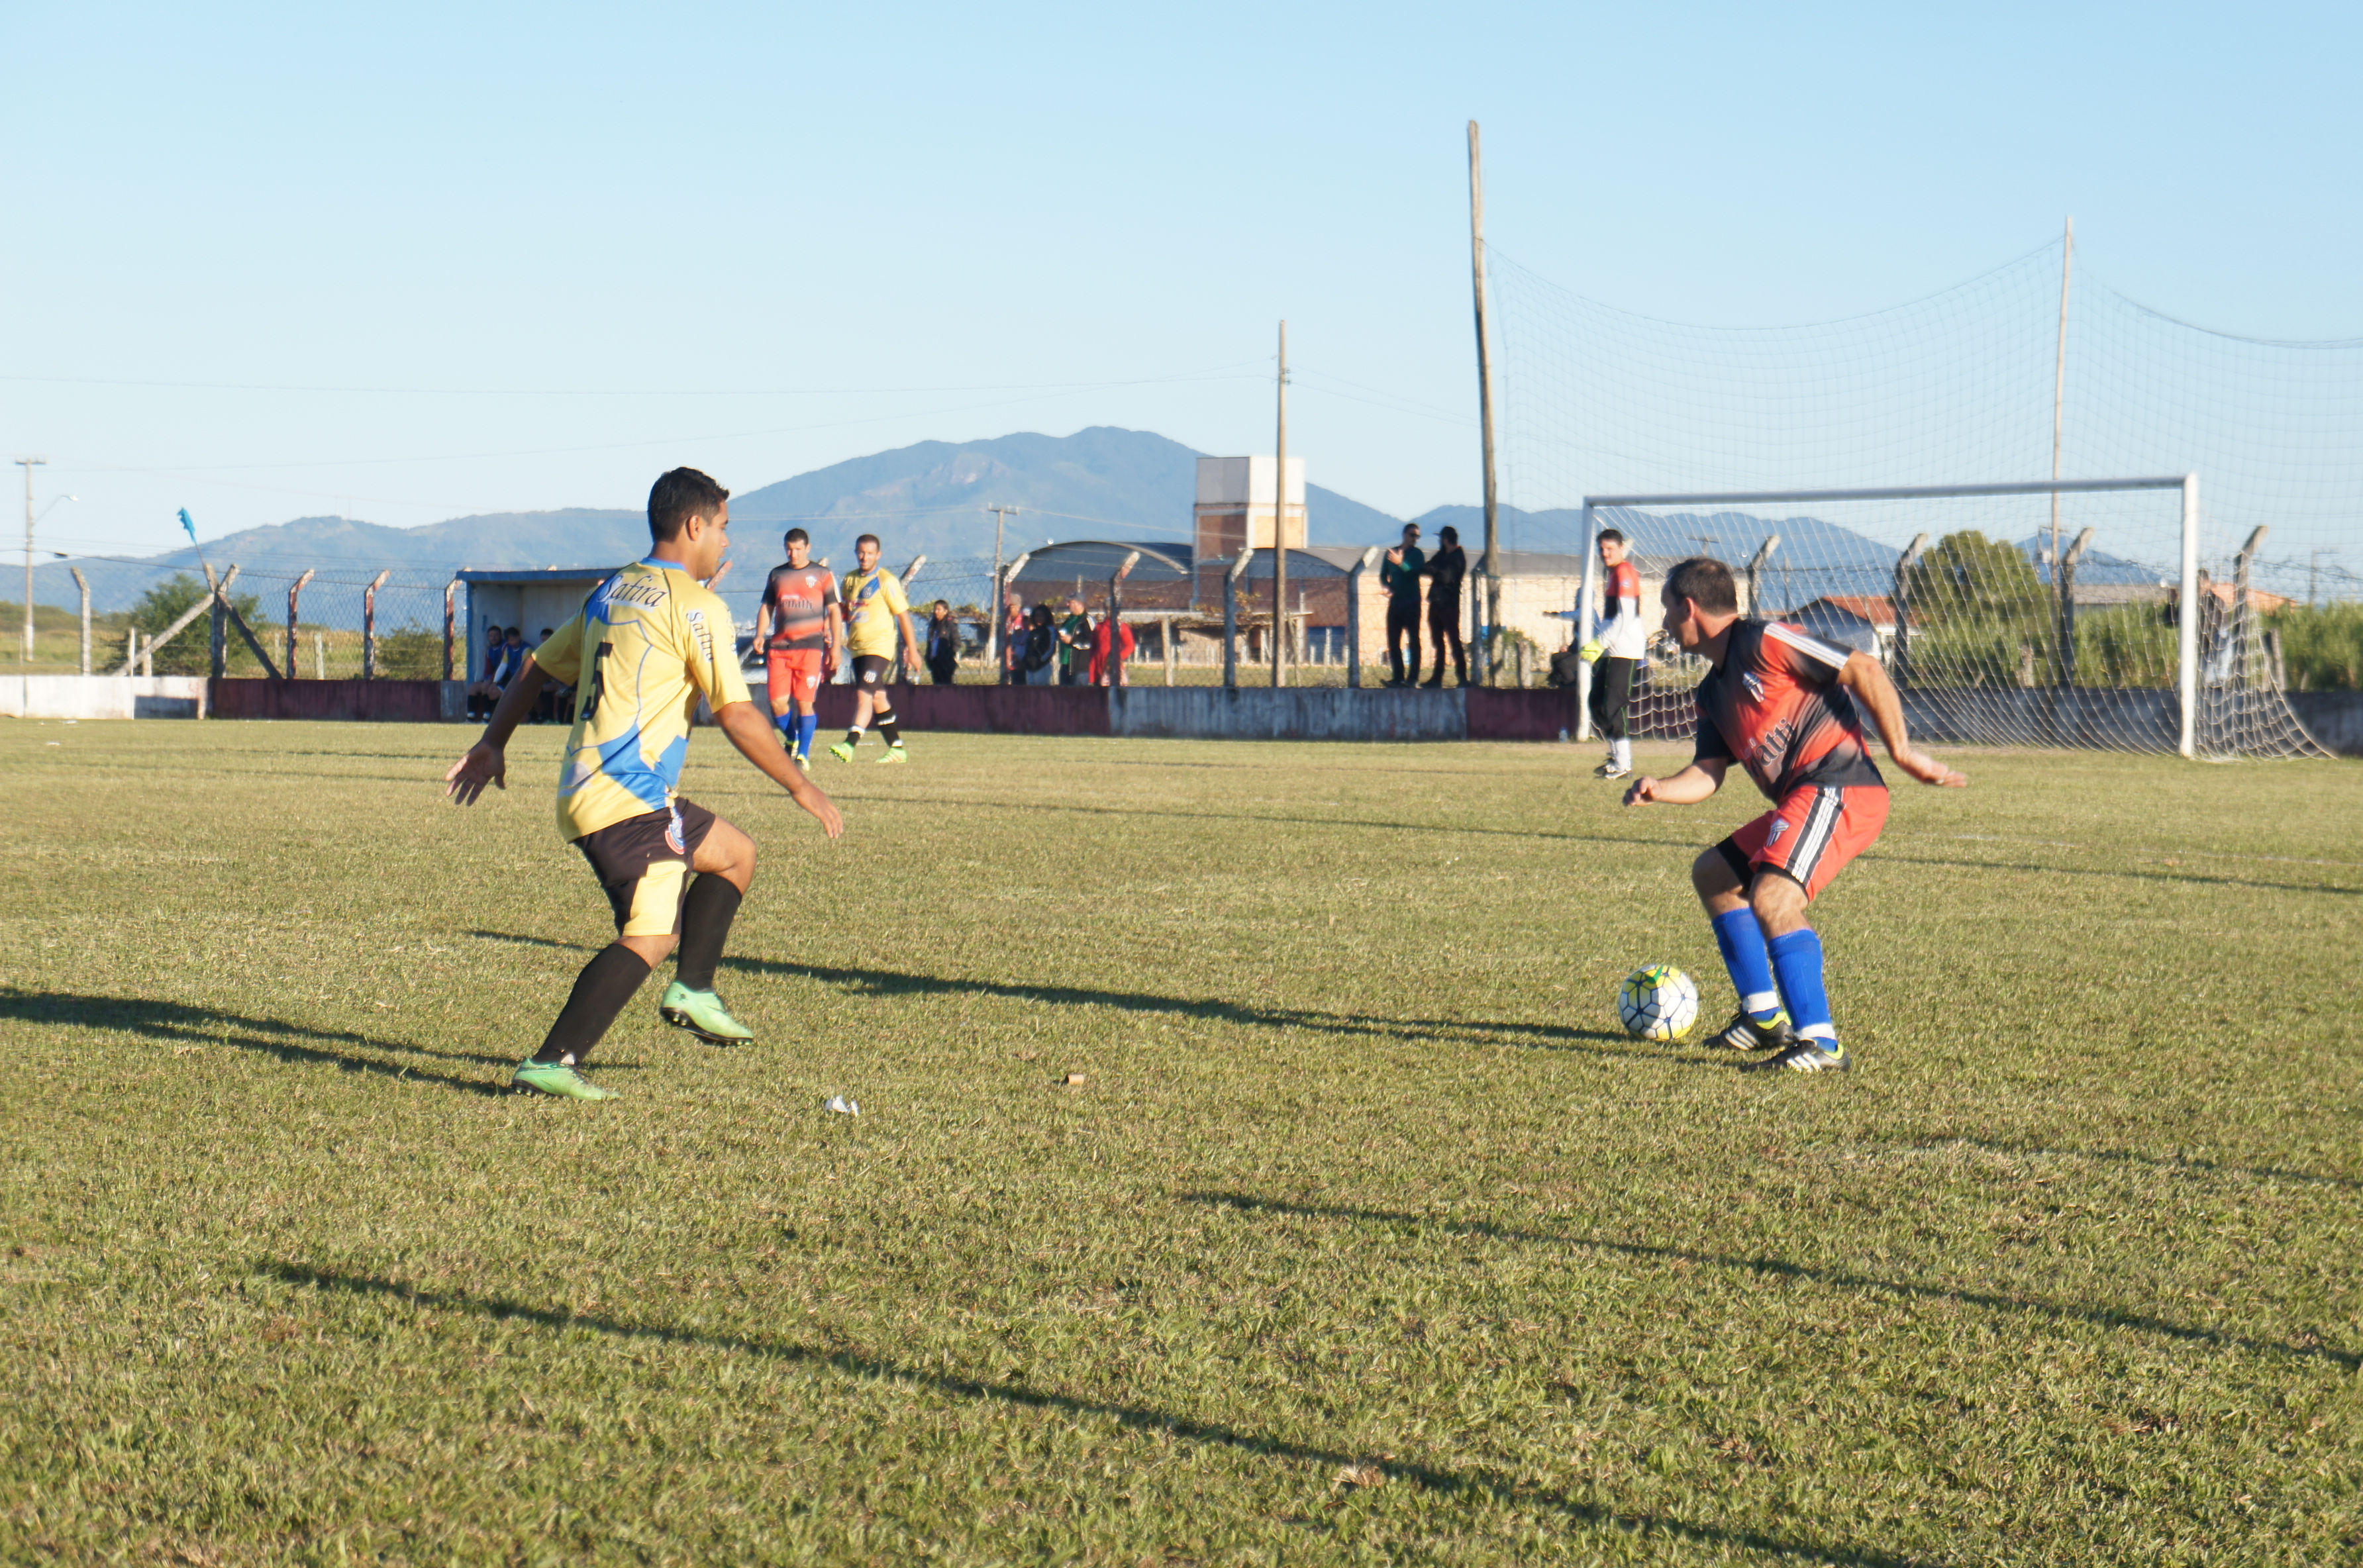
[1578,527,1646,779]
[1623,557,1964,1074]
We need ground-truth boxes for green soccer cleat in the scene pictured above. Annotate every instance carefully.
[659,981,756,1045]
[792,751,811,770]
[876,744,907,764]
[827,740,856,763]
[513,1057,617,1100]
[1738,1038,1852,1074]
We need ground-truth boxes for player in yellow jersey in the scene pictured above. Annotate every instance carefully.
[445,467,843,1100]
[827,532,923,764]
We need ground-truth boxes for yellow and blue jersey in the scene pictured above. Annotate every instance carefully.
[532,557,752,842]
[839,566,911,658]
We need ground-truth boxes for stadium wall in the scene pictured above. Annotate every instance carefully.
[206,678,456,723]
[1,675,209,720]
[1109,685,1466,741]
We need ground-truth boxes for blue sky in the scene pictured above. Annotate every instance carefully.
[5,1,2358,559]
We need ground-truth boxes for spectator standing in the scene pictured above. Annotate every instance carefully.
[1380,524,1427,687]
[1023,605,1058,685]
[925,600,961,685]
[1091,612,1135,686]
[999,591,1027,685]
[1058,597,1091,685]
[1422,526,1468,688]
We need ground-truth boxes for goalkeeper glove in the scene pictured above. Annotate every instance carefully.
[1578,640,1605,664]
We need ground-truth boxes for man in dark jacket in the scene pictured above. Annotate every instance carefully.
[1421,526,1468,687]
[1379,524,1426,687]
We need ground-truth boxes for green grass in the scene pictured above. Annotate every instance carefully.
[3,722,2359,1565]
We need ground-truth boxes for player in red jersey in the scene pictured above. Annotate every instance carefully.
[1623,557,1965,1072]
[758,528,842,768]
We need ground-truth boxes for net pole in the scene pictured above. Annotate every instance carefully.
[1468,121,1502,687]
[2178,473,2199,758]
[2050,216,2074,691]
[1575,503,1597,740]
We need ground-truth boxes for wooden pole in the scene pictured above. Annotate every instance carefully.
[2050,216,2074,687]
[286,568,316,679]
[1223,550,1250,688]
[988,506,1015,671]
[362,569,391,680]
[1272,320,1289,690]
[1468,122,1503,687]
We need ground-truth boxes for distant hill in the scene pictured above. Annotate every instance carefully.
[727,426,1403,562]
[36,427,1408,618]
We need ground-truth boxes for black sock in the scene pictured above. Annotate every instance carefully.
[874,705,901,746]
[532,943,653,1065]
[674,874,743,993]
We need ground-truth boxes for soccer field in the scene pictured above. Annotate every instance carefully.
[5,723,2358,1565]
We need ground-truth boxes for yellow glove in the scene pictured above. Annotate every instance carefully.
[1578,640,1605,664]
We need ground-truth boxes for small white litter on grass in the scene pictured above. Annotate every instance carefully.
[824,1095,860,1116]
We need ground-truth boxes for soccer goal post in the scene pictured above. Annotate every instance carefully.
[1572,473,2330,760]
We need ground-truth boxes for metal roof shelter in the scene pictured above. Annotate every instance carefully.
[455,566,611,682]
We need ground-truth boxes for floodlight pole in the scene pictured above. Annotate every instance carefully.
[1272,320,1289,690]
[17,457,46,663]
[1468,121,1502,686]
[2050,217,2075,689]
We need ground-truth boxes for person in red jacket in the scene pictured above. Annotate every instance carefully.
[1090,613,1135,686]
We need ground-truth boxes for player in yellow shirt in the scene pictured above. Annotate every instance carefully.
[827,532,924,764]
[445,467,843,1100]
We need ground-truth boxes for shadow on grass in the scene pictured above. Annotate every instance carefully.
[849,793,2362,897]
[467,932,1662,1061]
[1180,1191,2360,1372]
[253,1259,1936,1568]
[0,991,509,1097]
[1952,1139,2363,1194]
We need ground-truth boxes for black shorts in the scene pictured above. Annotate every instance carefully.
[851,654,894,688]
[574,797,717,938]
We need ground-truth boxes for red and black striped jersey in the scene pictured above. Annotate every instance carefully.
[760,564,838,652]
[1693,620,1885,801]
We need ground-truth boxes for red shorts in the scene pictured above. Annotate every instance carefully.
[1719,784,1889,901]
[766,648,825,704]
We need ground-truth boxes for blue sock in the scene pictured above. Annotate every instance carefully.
[774,710,797,748]
[1710,908,1783,1020]
[795,714,818,758]
[1766,928,1835,1042]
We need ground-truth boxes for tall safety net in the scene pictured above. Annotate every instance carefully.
[1489,238,2358,758]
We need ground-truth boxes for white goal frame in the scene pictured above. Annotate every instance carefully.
[1572,474,2202,754]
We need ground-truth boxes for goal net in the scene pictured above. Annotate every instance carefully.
[1487,237,2357,759]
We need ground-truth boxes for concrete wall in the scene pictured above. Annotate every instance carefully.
[2287,691,2363,757]
[1109,685,1466,741]
[1,675,209,719]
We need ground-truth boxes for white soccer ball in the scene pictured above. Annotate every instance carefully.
[1617,963,1701,1042]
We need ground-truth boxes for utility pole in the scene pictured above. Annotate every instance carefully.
[988,505,1016,669]
[2310,548,2333,607]
[17,458,46,663]
[1272,320,1289,689]
[2050,216,2075,688]
[1468,121,1502,685]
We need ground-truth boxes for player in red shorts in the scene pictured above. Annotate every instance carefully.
[758,528,842,768]
[1623,557,1966,1072]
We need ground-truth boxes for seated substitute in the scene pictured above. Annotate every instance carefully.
[1622,556,1965,1073]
